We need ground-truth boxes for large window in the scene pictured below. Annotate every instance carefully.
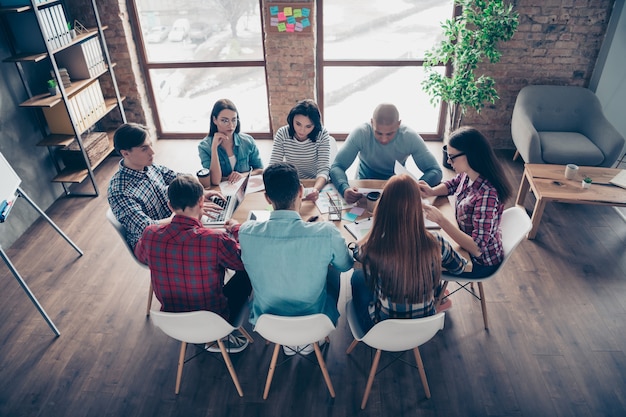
[319,0,453,138]
[131,0,269,138]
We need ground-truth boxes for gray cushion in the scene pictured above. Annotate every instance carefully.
[539,132,605,166]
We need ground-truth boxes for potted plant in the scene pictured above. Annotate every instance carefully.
[582,177,592,189]
[422,0,519,166]
[47,79,58,96]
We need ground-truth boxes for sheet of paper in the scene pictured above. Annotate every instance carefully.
[315,184,353,214]
[219,176,246,196]
[246,175,265,194]
[394,160,423,181]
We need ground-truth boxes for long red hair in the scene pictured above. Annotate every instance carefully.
[361,174,441,304]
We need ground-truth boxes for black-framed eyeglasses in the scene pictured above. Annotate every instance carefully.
[447,152,465,161]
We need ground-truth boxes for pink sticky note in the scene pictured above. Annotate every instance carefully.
[278,12,285,21]
[286,24,295,32]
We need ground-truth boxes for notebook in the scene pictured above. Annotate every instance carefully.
[202,173,251,228]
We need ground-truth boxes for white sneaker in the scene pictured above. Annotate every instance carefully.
[283,344,314,356]
[283,339,327,356]
[205,334,249,354]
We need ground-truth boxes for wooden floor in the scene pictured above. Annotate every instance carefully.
[1,140,625,417]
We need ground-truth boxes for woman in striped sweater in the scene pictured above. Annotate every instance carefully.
[269,99,331,202]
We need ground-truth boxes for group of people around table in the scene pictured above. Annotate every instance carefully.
[107,98,512,353]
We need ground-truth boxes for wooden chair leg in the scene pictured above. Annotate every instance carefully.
[175,341,186,394]
[346,339,359,354]
[218,339,244,397]
[146,282,153,316]
[361,349,382,409]
[413,347,431,398]
[238,326,254,343]
[263,344,281,399]
[313,343,335,398]
[478,282,488,330]
[513,150,520,161]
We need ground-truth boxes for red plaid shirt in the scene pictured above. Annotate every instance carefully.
[135,215,245,317]
[444,173,504,266]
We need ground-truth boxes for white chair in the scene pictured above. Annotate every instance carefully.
[329,135,338,164]
[106,207,154,316]
[151,310,253,396]
[345,300,445,409]
[253,313,336,399]
[436,206,532,330]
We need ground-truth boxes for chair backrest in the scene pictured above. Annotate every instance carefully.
[106,207,146,267]
[499,206,533,266]
[329,135,338,164]
[151,310,235,344]
[517,85,602,132]
[254,313,335,346]
[361,312,445,352]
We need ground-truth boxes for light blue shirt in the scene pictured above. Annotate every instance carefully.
[197,132,264,176]
[238,210,354,325]
[330,123,442,196]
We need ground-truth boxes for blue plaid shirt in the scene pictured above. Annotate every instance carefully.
[370,234,467,322]
[107,160,178,249]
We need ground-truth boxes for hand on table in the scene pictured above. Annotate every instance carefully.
[303,188,320,202]
[343,187,363,204]
[422,204,445,226]
[226,171,243,184]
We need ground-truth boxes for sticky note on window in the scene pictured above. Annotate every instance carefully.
[277,22,286,32]
[284,7,293,16]
[302,8,310,17]
[278,12,285,21]
[301,18,310,28]
[294,9,302,18]
[269,6,279,15]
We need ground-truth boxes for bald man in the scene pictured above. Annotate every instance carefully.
[330,103,442,203]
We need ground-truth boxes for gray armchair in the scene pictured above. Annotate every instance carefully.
[511,85,625,167]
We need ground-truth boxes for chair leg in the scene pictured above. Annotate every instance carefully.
[146,282,153,317]
[263,344,281,399]
[413,347,431,399]
[175,341,186,394]
[346,339,359,354]
[478,282,488,330]
[313,343,336,398]
[218,338,244,397]
[238,326,254,343]
[513,150,520,161]
[361,349,382,409]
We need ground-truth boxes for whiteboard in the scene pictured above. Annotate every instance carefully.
[0,152,21,202]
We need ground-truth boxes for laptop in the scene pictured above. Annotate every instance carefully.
[202,173,251,228]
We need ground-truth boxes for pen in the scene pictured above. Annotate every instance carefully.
[307,215,319,222]
[354,217,371,224]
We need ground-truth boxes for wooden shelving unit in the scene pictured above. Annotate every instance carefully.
[0,1,126,197]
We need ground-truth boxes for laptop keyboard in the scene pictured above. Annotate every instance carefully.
[209,195,232,223]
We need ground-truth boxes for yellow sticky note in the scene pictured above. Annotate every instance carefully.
[284,7,293,16]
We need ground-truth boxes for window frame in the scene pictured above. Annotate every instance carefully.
[315,0,453,140]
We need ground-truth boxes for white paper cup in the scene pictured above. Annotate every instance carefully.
[564,164,579,180]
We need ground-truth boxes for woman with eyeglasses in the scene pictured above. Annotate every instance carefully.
[198,99,264,185]
[350,174,467,332]
[417,126,513,278]
[269,99,331,202]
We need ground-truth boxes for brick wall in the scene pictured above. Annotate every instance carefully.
[65,0,154,133]
[84,0,614,149]
[461,0,615,148]
[262,1,317,134]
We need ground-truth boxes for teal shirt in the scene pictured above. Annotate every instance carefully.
[198,132,263,176]
[330,123,442,196]
[239,210,354,325]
